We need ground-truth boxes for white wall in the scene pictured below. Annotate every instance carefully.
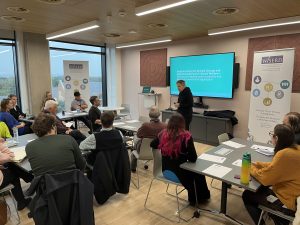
[121,27,300,139]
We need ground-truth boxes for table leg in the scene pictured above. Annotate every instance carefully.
[221,182,228,214]
[74,118,78,129]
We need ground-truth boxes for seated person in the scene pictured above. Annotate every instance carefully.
[80,111,124,165]
[71,91,91,130]
[8,94,26,121]
[88,96,102,132]
[283,112,300,144]
[25,113,86,176]
[0,140,31,210]
[243,124,300,225]
[0,121,12,139]
[43,100,86,144]
[40,91,54,111]
[0,98,30,136]
[150,113,210,205]
[131,106,167,172]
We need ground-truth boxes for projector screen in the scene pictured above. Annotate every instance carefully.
[170,52,235,98]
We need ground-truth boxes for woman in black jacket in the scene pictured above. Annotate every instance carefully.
[175,80,194,130]
[150,113,210,205]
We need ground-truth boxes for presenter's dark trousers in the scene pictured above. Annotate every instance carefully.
[184,116,192,131]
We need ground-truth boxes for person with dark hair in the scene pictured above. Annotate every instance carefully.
[0,98,27,136]
[88,96,101,132]
[283,112,300,144]
[8,94,26,121]
[80,111,124,165]
[0,140,32,210]
[44,100,86,144]
[150,113,210,205]
[243,124,300,225]
[174,80,194,130]
[26,113,86,176]
[70,91,91,130]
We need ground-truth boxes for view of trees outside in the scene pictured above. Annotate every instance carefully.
[0,42,17,100]
[49,43,103,111]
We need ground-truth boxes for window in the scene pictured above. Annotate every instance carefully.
[49,41,106,111]
[0,38,19,101]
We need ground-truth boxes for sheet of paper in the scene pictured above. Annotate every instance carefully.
[198,153,226,164]
[222,140,246,148]
[215,147,233,156]
[255,149,274,156]
[65,121,74,128]
[122,125,136,130]
[232,159,242,167]
[27,139,35,143]
[113,122,126,126]
[202,164,232,178]
[10,146,27,162]
[126,120,140,123]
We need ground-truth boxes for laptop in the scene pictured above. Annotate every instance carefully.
[142,86,151,94]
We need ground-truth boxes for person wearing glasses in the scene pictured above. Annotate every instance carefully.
[242,124,300,225]
[282,112,300,144]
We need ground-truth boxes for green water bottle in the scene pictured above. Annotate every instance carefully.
[240,153,251,184]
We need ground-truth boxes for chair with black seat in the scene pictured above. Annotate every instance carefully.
[26,170,95,225]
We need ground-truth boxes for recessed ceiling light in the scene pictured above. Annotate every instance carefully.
[128,29,137,34]
[147,23,168,28]
[104,33,121,38]
[37,0,65,5]
[7,7,30,13]
[212,7,239,16]
[118,10,127,17]
[1,15,25,22]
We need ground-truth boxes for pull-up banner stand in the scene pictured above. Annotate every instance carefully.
[248,48,295,143]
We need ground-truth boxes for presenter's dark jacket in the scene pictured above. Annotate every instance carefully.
[10,105,26,121]
[177,87,193,119]
[88,106,101,132]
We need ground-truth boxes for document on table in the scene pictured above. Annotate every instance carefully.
[202,164,232,178]
[10,146,27,163]
[122,125,136,130]
[232,159,242,167]
[251,144,274,156]
[215,147,233,156]
[65,121,74,128]
[222,140,246,148]
[126,120,140,123]
[113,122,126,126]
[198,153,226,163]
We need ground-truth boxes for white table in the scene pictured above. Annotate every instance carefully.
[98,106,125,111]
[113,120,143,133]
[57,111,89,129]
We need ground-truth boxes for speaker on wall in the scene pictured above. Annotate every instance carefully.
[233,63,240,89]
[166,66,170,86]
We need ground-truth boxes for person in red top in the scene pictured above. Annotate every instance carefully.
[131,106,167,172]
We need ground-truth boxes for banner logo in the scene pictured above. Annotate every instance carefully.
[261,55,283,64]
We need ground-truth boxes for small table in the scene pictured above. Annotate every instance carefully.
[180,138,272,225]
[113,120,143,133]
[57,111,89,129]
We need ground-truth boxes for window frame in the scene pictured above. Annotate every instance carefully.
[49,40,107,106]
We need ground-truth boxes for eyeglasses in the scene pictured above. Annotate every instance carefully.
[269,131,275,137]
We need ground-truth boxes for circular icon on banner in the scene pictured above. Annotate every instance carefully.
[83,78,89,84]
[252,89,260,97]
[275,90,284,99]
[253,76,262,84]
[65,84,71,89]
[264,83,273,92]
[263,97,272,106]
[280,80,290,89]
[65,76,71,81]
[80,84,86,90]
[73,80,79,86]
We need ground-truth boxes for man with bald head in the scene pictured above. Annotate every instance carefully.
[131,106,167,172]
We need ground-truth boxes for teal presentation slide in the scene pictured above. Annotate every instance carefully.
[170,52,234,98]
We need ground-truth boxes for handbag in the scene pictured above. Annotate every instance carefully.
[0,200,7,225]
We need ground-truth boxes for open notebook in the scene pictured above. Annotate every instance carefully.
[10,146,27,163]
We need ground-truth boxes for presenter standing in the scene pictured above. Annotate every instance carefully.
[174,80,194,130]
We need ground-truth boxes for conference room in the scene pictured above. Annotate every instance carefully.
[0,0,300,225]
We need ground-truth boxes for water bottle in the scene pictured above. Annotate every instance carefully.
[240,152,251,184]
[13,126,18,142]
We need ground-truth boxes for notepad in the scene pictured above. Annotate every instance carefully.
[126,120,140,123]
[198,153,226,163]
[222,140,246,149]
[251,145,274,156]
[113,122,126,126]
[202,164,232,178]
[10,146,27,163]
[215,148,233,156]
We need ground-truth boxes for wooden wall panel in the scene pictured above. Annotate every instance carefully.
[140,48,167,87]
[246,33,300,92]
